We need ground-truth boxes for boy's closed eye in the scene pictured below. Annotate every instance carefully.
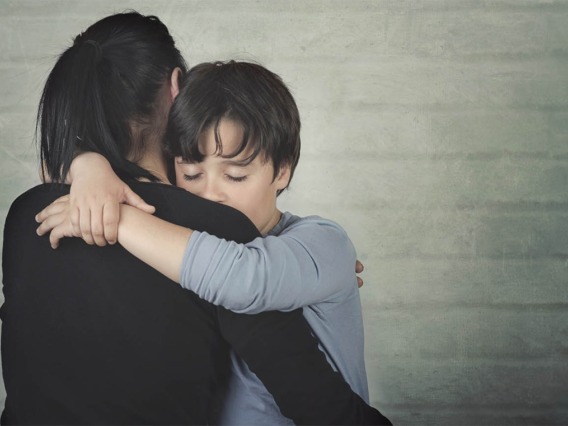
[226,174,248,182]
[182,173,248,183]
[182,173,202,182]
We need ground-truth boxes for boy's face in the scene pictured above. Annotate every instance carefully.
[175,118,290,235]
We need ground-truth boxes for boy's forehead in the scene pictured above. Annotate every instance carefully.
[177,117,271,166]
[199,119,263,160]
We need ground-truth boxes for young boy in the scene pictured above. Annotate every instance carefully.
[38,61,380,424]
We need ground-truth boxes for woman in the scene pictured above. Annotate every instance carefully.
[2,10,387,425]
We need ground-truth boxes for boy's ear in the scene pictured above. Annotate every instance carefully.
[170,67,182,100]
[275,164,292,190]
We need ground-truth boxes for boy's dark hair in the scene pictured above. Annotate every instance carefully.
[166,60,301,194]
[38,11,187,183]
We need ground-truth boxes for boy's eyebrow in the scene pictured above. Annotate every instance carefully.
[221,158,252,167]
[175,156,199,164]
[175,156,254,166]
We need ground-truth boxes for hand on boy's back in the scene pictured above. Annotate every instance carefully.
[356,260,364,288]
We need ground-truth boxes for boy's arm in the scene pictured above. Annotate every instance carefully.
[36,202,191,282]
[63,152,155,246]
[37,205,356,312]
[116,200,392,424]
[178,219,357,313]
[116,205,192,282]
[116,213,358,314]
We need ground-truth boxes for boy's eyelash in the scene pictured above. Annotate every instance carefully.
[183,173,201,181]
[183,173,247,182]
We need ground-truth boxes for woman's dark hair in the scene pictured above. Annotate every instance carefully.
[166,60,301,194]
[38,11,187,182]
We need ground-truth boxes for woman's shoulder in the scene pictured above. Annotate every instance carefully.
[130,182,260,244]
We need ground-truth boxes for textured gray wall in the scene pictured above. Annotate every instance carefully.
[1,1,567,424]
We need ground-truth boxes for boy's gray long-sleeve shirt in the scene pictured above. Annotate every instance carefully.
[181,211,370,425]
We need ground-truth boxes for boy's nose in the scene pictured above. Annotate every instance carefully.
[201,181,225,203]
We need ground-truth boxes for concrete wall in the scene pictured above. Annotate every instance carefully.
[1,1,567,424]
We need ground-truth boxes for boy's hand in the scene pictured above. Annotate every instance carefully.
[35,195,80,249]
[356,260,364,288]
[66,152,155,246]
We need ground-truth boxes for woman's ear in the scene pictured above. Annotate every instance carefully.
[170,67,182,100]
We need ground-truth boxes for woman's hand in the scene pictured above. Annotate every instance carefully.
[35,195,80,249]
[356,260,364,288]
[66,152,155,246]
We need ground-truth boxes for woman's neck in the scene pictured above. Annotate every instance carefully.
[137,151,170,184]
[129,117,171,184]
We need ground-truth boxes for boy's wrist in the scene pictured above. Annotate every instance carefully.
[68,152,112,183]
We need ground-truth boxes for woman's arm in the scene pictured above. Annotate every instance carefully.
[218,307,392,425]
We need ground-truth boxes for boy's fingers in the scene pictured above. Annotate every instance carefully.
[35,198,68,223]
[36,219,52,236]
[124,188,155,214]
[357,276,364,288]
[79,208,95,245]
[89,199,108,247]
[91,212,107,247]
[103,201,119,245]
[36,212,65,236]
[49,226,65,249]
[49,194,70,205]
[70,206,82,236]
